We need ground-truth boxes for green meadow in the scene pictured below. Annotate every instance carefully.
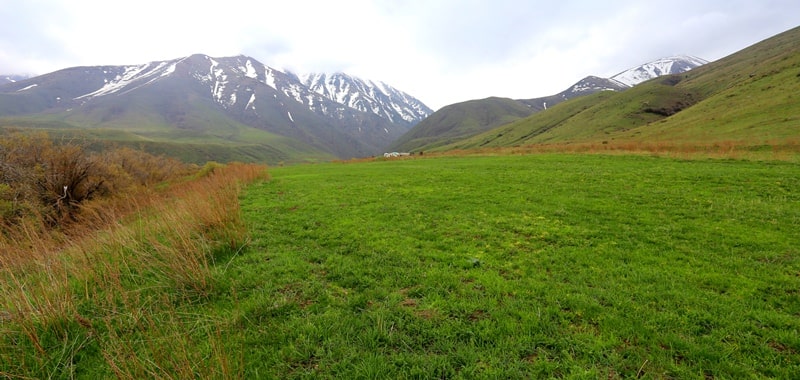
[2,153,799,378]
[231,154,799,378]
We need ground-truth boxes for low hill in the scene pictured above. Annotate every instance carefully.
[439,26,800,151]
[387,77,629,153]
[387,97,533,152]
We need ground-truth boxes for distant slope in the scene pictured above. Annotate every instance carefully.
[438,26,800,151]
[2,75,29,84]
[387,97,534,152]
[389,77,627,152]
[0,54,432,162]
[517,75,628,112]
[391,55,703,153]
[296,72,433,127]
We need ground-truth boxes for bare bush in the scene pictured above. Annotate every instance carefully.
[0,132,192,233]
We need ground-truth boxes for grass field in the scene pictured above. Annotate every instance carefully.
[2,153,798,378]
[230,154,799,378]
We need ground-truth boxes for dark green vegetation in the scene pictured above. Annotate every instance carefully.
[409,26,800,154]
[229,155,798,378]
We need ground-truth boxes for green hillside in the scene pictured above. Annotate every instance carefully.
[388,97,533,152]
[438,26,800,151]
[0,118,334,164]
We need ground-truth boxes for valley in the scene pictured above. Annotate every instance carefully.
[1,21,799,380]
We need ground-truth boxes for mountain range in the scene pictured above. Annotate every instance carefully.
[0,55,432,162]
[421,26,800,152]
[2,25,797,164]
[389,55,706,152]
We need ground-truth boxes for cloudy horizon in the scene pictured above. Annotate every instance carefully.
[1,0,798,109]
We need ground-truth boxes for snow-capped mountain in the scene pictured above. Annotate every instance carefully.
[611,55,708,87]
[564,75,628,95]
[520,56,708,110]
[296,72,432,127]
[0,54,433,158]
[518,76,628,111]
[393,55,707,153]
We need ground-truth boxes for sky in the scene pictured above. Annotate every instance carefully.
[1,0,799,109]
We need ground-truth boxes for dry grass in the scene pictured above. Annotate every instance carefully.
[424,139,800,162]
[0,162,267,378]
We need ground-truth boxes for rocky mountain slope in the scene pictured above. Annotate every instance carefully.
[297,72,432,127]
[610,55,709,86]
[0,54,432,160]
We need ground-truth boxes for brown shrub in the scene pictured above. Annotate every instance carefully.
[0,132,193,242]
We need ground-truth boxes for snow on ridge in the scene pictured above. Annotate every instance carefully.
[245,93,256,110]
[74,64,147,99]
[611,55,707,87]
[244,60,258,79]
[264,68,277,89]
[296,71,430,123]
[209,58,229,104]
[16,83,38,92]
[74,60,179,100]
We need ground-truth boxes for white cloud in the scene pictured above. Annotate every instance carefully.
[1,0,799,109]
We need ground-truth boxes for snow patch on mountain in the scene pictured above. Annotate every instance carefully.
[568,76,628,93]
[244,60,258,79]
[18,53,431,133]
[611,55,708,87]
[75,59,182,100]
[16,83,38,92]
[297,72,432,126]
[2,75,31,84]
[264,67,278,89]
[246,93,256,110]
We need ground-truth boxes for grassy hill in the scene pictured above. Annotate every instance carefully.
[387,97,534,152]
[437,26,800,152]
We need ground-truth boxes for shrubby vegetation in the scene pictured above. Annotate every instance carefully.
[0,132,193,243]
[0,133,268,378]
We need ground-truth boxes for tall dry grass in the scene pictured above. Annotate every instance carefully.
[0,162,267,378]
[426,139,800,162]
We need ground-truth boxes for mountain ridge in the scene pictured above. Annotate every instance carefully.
[0,54,433,161]
[389,55,706,152]
[610,55,709,87]
[434,26,800,151]
[296,72,432,127]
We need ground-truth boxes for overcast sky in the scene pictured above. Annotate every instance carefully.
[1,0,798,109]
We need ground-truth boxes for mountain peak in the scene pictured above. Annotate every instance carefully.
[0,54,433,159]
[611,55,708,87]
[296,71,432,126]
